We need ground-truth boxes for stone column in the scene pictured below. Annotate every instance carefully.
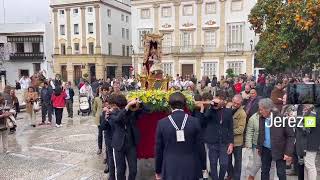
[218,0,226,51]
[66,8,72,54]
[53,9,60,54]
[116,64,123,78]
[80,6,87,54]
[53,62,61,75]
[94,4,101,54]
[96,61,105,80]
[174,1,181,47]
[67,62,74,83]
[196,57,201,79]
[196,0,203,46]
[219,56,225,77]
[153,3,160,33]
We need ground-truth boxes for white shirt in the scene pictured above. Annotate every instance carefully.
[19,77,31,89]
[80,84,93,98]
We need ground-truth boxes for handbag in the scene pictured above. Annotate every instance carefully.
[33,101,41,112]
[6,117,15,129]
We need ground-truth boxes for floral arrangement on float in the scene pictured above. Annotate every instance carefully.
[127,90,195,112]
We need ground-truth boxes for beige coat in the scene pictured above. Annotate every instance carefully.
[92,97,103,126]
[25,92,38,114]
[233,106,247,146]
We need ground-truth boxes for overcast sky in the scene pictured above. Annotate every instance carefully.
[0,0,49,24]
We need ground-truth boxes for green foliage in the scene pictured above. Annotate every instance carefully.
[226,68,235,78]
[248,0,320,73]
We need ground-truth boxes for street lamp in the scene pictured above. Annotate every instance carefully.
[250,40,253,51]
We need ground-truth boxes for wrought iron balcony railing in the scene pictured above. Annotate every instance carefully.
[10,52,44,60]
[226,43,244,53]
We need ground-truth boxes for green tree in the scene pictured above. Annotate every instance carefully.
[249,0,320,73]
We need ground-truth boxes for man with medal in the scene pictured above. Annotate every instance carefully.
[155,92,206,180]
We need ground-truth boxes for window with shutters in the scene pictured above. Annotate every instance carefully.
[122,28,125,39]
[181,31,193,46]
[108,24,112,35]
[89,42,94,54]
[138,28,153,47]
[203,62,217,77]
[61,43,66,55]
[74,24,79,35]
[73,8,79,14]
[126,29,129,40]
[227,61,243,75]
[204,31,216,47]
[162,6,172,17]
[126,46,130,56]
[162,63,173,76]
[206,2,216,14]
[122,45,126,56]
[108,43,112,55]
[162,33,172,53]
[141,8,150,19]
[183,5,193,16]
[60,25,65,35]
[231,0,243,11]
[88,7,93,13]
[227,22,244,51]
[74,43,80,54]
[88,23,94,34]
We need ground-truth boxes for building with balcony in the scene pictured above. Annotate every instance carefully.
[0,23,53,86]
[131,0,258,79]
[50,0,132,84]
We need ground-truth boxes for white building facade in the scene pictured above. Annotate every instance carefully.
[50,0,132,84]
[0,23,53,86]
[131,0,258,79]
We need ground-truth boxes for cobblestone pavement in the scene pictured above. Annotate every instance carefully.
[0,96,319,180]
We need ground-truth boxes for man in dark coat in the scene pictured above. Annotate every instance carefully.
[100,97,115,178]
[155,92,206,180]
[257,98,295,180]
[244,89,262,121]
[202,96,234,180]
[40,82,53,125]
[108,95,144,180]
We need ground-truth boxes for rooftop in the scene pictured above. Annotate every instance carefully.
[0,23,45,34]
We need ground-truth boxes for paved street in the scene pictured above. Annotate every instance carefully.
[0,95,319,180]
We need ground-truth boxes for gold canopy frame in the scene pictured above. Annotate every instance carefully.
[139,33,171,91]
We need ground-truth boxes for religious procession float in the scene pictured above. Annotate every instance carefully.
[127,33,195,159]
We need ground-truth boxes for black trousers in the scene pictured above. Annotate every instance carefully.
[98,126,103,150]
[42,103,53,122]
[54,108,63,125]
[261,146,287,180]
[227,146,242,180]
[113,145,137,180]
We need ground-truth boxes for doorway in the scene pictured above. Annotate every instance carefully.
[107,66,116,79]
[181,64,194,77]
[61,65,67,82]
[89,64,96,82]
[74,65,82,85]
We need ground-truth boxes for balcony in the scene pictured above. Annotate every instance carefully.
[172,45,203,54]
[203,45,216,52]
[10,52,44,60]
[226,43,244,55]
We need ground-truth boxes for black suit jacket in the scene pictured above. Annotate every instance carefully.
[109,105,148,151]
[155,111,206,180]
[100,111,113,145]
